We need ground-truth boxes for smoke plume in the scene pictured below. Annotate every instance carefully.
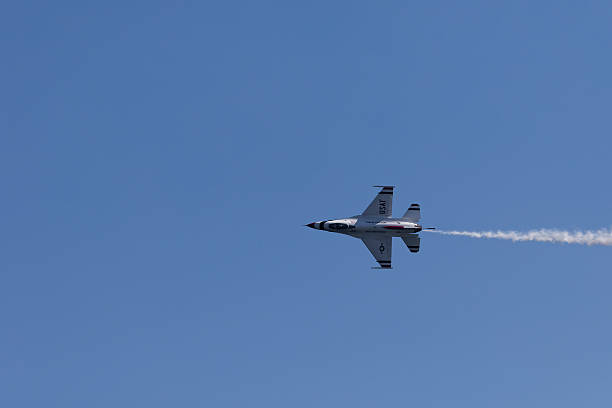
[426,228,612,246]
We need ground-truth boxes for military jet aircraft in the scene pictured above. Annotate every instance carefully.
[306,186,433,269]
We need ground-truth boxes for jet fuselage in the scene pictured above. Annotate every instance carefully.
[307,217,422,236]
[305,186,425,268]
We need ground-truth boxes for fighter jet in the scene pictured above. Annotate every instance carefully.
[306,186,433,269]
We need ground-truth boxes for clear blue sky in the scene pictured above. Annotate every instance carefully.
[3,1,612,407]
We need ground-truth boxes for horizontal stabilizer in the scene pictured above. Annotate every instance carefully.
[402,203,421,222]
[402,234,420,253]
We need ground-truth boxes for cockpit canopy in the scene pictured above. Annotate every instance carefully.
[328,223,348,230]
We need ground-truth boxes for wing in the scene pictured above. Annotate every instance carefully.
[401,234,421,253]
[361,186,393,217]
[402,203,421,222]
[361,236,392,268]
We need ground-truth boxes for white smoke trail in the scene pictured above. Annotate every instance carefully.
[426,228,612,246]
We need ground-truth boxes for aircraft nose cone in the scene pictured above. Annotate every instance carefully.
[306,222,316,229]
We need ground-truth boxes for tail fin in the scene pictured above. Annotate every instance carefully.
[402,203,421,222]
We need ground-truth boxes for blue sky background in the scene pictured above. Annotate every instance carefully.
[2,1,612,407]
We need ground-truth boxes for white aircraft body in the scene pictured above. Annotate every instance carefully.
[306,186,433,269]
